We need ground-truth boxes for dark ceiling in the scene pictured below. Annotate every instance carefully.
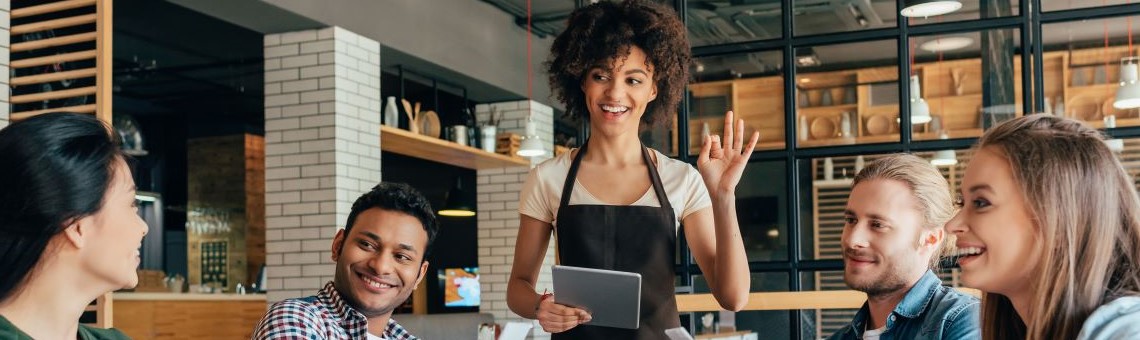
[114,0,264,135]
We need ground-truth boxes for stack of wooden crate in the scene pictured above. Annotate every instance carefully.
[496,132,522,158]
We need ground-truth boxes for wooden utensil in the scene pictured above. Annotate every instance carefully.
[401,99,419,134]
[416,110,441,138]
[810,116,837,139]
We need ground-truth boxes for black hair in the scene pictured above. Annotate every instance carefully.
[343,182,439,258]
[0,112,125,302]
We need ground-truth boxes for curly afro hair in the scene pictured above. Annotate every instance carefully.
[547,0,691,126]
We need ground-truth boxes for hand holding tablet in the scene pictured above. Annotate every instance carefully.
[551,265,643,330]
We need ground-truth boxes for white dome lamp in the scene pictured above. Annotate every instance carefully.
[930,132,958,167]
[910,75,932,125]
[516,115,546,158]
[1115,57,1140,110]
[901,0,963,18]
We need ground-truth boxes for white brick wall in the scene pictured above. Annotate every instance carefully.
[264,27,381,303]
[475,100,556,338]
[0,0,9,129]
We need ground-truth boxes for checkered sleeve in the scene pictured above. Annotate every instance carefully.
[252,299,327,340]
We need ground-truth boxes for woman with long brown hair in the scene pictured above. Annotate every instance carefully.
[946,114,1140,339]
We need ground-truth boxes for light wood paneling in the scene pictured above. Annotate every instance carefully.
[113,299,267,339]
[11,13,97,35]
[11,0,96,18]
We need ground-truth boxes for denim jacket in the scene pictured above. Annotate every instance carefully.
[827,270,980,340]
[1078,295,1140,340]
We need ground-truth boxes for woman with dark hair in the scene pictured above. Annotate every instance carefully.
[507,1,756,338]
[0,113,145,339]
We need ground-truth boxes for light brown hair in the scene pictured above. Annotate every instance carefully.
[974,114,1140,340]
[853,153,955,267]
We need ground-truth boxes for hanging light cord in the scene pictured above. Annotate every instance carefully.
[527,0,533,101]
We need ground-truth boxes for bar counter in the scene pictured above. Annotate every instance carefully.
[112,292,267,339]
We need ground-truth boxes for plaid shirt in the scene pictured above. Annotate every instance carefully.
[253,281,417,340]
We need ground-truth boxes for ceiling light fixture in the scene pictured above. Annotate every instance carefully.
[910,75,932,124]
[796,48,821,67]
[930,132,958,166]
[920,37,973,52]
[900,0,962,18]
[438,177,476,217]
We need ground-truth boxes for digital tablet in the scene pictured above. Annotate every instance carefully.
[551,265,642,329]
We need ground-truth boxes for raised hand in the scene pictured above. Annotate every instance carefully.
[697,111,759,198]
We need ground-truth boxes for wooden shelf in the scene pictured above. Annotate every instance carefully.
[797,104,857,115]
[380,126,529,170]
[799,134,896,147]
[1068,83,1118,91]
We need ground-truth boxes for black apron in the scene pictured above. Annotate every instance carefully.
[553,141,680,339]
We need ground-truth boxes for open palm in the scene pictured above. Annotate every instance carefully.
[697,111,759,196]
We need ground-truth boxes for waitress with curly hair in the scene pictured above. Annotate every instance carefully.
[506,1,757,338]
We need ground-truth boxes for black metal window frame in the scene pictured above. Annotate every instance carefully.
[659,1,1140,338]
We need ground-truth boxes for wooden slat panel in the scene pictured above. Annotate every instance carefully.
[11,50,97,69]
[11,67,95,86]
[11,104,97,121]
[11,0,96,19]
[95,0,113,123]
[10,85,96,104]
[11,13,97,35]
[11,32,96,53]
[98,293,112,328]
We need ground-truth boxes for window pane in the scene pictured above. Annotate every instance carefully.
[737,160,789,262]
[686,0,782,47]
[641,110,678,156]
[794,0,896,36]
[1042,16,1140,128]
[799,270,860,339]
[908,0,1019,26]
[687,273,790,339]
[689,50,785,155]
[798,151,969,260]
[795,40,899,148]
[910,28,1024,141]
[682,160,791,263]
[1044,0,1134,12]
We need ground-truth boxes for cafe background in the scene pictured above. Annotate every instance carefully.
[4,0,1140,338]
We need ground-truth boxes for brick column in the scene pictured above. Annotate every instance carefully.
[263,27,381,303]
[474,100,555,338]
[0,0,10,128]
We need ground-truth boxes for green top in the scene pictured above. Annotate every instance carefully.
[0,315,130,340]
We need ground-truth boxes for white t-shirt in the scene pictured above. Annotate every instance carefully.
[519,148,712,231]
[863,324,886,340]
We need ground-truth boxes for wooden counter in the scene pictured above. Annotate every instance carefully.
[112,293,267,339]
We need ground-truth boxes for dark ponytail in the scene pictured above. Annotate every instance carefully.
[0,112,124,302]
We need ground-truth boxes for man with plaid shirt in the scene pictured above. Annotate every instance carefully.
[253,183,439,340]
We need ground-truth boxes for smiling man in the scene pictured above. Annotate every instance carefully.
[828,154,979,340]
[254,183,438,340]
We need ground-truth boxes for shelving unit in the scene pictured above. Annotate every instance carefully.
[380,126,529,170]
[685,45,1140,150]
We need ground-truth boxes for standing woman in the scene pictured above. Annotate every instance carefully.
[0,113,146,339]
[507,1,756,338]
[946,114,1140,339]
